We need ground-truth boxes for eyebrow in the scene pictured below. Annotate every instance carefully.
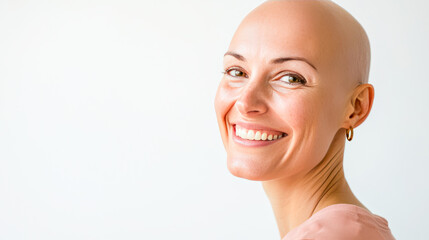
[224,51,317,71]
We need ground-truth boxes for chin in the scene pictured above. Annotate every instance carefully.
[226,155,274,181]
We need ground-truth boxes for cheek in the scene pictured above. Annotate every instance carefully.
[214,81,238,147]
[273,92,338,176]
[276,89,340,137]
[274,91,318,132]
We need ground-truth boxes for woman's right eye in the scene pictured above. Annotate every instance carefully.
[225,68,247,78]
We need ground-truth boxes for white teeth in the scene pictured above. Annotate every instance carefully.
[235,126,285,141]
[261,132,267,140]
[239,128,247,139]
[247,130,255,140]
[254,131,261,140]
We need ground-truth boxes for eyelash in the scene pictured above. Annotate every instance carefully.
[222,67,307,85]
[221,67,248,78]
[277,73,307,85]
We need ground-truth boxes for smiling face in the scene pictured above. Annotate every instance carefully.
[214,0,370,181]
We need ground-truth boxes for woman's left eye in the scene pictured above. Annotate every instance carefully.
[278,74,306,85]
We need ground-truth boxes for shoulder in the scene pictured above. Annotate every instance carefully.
[283,204,395,240]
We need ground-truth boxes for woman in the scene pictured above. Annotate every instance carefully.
[214,0,395,239]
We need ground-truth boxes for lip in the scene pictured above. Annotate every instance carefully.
[230,122,287,147]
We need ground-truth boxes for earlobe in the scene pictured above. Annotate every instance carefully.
[343,83,375,129]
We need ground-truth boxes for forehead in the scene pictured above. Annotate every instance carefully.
[227,1,340,66]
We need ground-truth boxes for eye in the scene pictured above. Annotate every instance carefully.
[278,73,307,85]
[225,68,248,78]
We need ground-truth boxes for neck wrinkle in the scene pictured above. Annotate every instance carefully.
[308,144,345,216]
[262,130,351,237]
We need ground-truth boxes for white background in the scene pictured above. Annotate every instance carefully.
[0,0,428,239]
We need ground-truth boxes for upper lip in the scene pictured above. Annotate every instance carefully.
[232,121,286,135]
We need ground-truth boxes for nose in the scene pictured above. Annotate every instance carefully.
[235,80,268,116]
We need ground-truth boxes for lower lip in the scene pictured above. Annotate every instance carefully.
[231,125,287,147]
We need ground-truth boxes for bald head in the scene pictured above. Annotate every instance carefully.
[230,0,371,86]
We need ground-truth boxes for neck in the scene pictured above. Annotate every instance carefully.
[262,130,365,238]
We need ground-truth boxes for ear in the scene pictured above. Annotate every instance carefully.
[342,83,375,129]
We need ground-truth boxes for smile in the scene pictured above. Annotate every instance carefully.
[234,125,287,141]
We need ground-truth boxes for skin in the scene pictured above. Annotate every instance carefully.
[214,0,374,238]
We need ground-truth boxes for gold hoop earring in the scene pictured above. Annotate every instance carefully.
[346,126,354,141]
